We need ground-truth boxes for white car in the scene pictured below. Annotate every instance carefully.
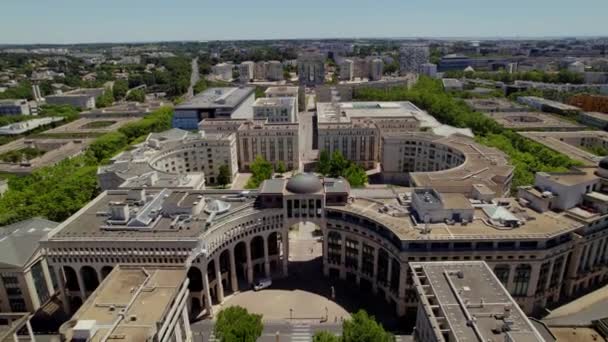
[253,278,272,291]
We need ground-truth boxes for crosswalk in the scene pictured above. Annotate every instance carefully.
[291,323,312,341]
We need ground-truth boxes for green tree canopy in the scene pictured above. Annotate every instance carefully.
[245,155,274,189]
[96,88,114,108]
[313,331,340,342]
[126,88,146,102]
[342,310,394,342]
[275,160,287,174]
[214,306,263,342]
[112,79,129,99]
[217,164,232,188]
[316,150,368,187]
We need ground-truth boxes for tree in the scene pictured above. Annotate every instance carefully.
[313,331,340,342]
[217,164,232,188]
[343,164,367,187]
[96,89,114,108]
[245,155,273,189]
[275,161,287,174]
[126,88,146,102]
[329,151,349,177]
[342,310,394,342]
[214,306,263,342]
[112,79,129,100]
[317,150,332,175]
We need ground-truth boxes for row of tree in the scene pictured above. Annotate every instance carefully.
[214,306,393,342]
[443,69,585,85]
[0,106,174,225]
[244,156,288,189]
[317,150,368,187]
[353,77,581,189]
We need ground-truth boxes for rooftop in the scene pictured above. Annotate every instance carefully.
[518,96,581,111]
[61,265,187,342]
[253,97,296,108]
[464,98,527,112]
[410,261,545,342]
[175,87,254,110]
[519,131,608,166]
[482,111,583,131]
[0,218,58,268]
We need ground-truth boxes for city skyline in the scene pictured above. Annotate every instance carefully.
[1,0,607,44]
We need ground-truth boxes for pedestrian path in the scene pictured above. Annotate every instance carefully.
[291,323,312,341]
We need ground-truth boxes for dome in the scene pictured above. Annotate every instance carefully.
[599,157,608,170]
[286,173,323,194]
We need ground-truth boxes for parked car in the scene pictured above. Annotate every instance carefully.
[253,278,272,291]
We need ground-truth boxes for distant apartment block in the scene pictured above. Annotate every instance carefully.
[517,96,581,115]
[238,61,255,83]
[266,60,283,81]
[0,117,64,135]
[420,63,438,78]
[340,59,354,81]
[211,62,234,82]
[172,87,255,130]
[298,50,325,86]
[370,58,383,81]
[265,86,302,113]
[45,88,105,109]
[253,97,297,123]
[0,99,31,116]
[399,44,429,74]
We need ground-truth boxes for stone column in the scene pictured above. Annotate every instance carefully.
[544,260,555,291]
[372,248,379,294]
[356,240,363,285]
[527,263,542,297]
[202,272,213,317]
[397,265,407,317]
[182,305,192,341]
[506,264,516,294]
[245,240,254,284]
[556,254,569,302]
[386,258,393,301]
[229,249,238,293]
[174,316,184,342]
[56,267,70,315]
[339,235,347,279]
[75,268,86,299]
[41,259,55,294]
[588,241,599,269]
[282,230,289,277]
[263,235,271,277]
[323,230,329,277]
[214,258,224,303]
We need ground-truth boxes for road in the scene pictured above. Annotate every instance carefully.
[191,320,342,342]
[186,57,200,99]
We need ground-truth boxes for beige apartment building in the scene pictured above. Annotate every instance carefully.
[200,119,300,172]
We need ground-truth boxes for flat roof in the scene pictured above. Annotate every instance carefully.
[0,218,58,268]
[253,97,295,107]
[519,131,608,166]
[465,98,527,112]
[410,261,545,342]
[62,265,187,342]
[175,87,254,110]
[519,96,581,111]
[483,112,583,131]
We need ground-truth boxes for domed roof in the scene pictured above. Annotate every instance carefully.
[599,157,608,170]
[286,173,323,194]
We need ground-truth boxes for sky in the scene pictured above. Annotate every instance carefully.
[1,0,607,44]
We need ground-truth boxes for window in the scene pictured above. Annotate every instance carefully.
[513,264,532,297]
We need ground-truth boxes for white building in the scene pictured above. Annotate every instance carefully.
[253,97,297,123]
[211,63,234,82]
[340,59,354,81]
[420,63,438,78]
[238,61,255,83]
[0,99,31,116]
[370,58,383,81]
[45,88,105,109]
[265,86,300,113]
[266,61,283,81]
[399,44,430,75]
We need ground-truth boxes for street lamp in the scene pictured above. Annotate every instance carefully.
[331,285,335,300]
[325,306,328,320]
[290,308,293,320]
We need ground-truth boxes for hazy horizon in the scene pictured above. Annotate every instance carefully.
[1,0,607,45]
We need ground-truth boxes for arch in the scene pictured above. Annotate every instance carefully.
[251,235,265,260]
[234,241,247,279]
[63,266,79,292]
[100,266,113,280]
[190,297,202,318]
[268,232,279,256]
[513,264,532,297]
[207,259,217,282]
[81,266,99,292]
[187,267,203,292]
[493,264,511,286]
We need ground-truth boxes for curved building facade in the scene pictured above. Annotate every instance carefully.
[42,171,608,321]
